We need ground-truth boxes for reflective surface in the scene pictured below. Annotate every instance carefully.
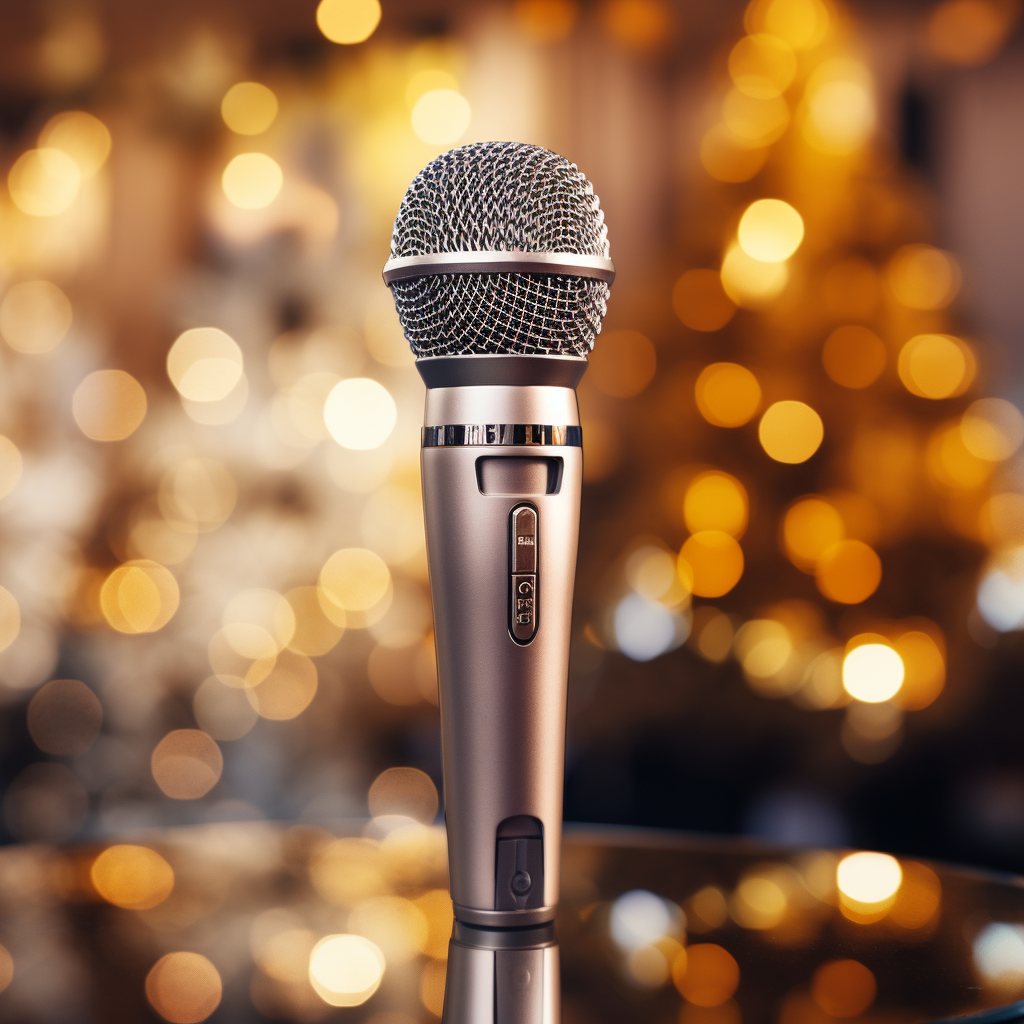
[1,824,1023,1023]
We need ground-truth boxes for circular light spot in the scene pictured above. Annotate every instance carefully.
[100,560,179,633]
[684,471,748,538]
[626,546,680,601]
[38,111,111,178]
[748,0,831,50]
[822,325,886,389]
[411,89,472,145]
[738,199,804,263]
[309,934,385,1007]
[324,378,397,450]
[812,959,876,1018]
[316,0,382,44]
[151,729,223,800]
[193,676,258,740]
[961,398,1024,462]
[0,436,23,500]
[587,329,657,398]
[721,243,789,307]
[679,531,744,598]
[927,420,991,489]
[836,851,902,904]
[286,586,345,656]
[893,630,946,710]
[513,0,580,44]
[610,889,678,950]
[722,89,790,147]
[614,594,678,661]
[781,496,845,571]
[599,0,675,52]
[369,767,439,824]
[8,147,81,216]
[673,943,740,1007]
[672,269,736,332]
[310,837,389,907]
[320,548,391,616]
[0,280,73,353]
[815,540,881,604]
[91,844,174,909]
[732,875,788,929]
[888,861,942,929]
[695,363,761,427]
[246,649,318,721]
[27,678,102,755]
[167,327,244,403]
[223,588,295,656]
[898,334,974,400]
[758,401,823,463]
[699,124,769,183]
[803,67,875,155]
[221,82,278,135]
[735,619,793,683]
[349,895,428,965]
[222,153,283,210]
[843,642,904,702]
[159,458,237,532]
[927,0,1012,66]
[72,369,147,441]
[0,587,19,653]
[888,244,961,310]
[145,952,222,1023]
[729,33,797,98]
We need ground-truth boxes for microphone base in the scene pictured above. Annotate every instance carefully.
[442,921,560,1024]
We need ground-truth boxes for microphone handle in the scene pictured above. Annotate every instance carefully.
[420,380,582,928]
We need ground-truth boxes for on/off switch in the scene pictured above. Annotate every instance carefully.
[510,505,538,644]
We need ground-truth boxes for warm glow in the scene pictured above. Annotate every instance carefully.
[91,845,175,909]
[320,548,391,614]
[811,959,877,1018]
[101,560,179,633]
[782,496,845,571]
[160,458,238,531]
[738,199,804,262]
[816,540,882,604]
[722,89,789,147]
[308,934,385,1007]
[735,619,793,682]
[822,325,886,388]
[0,587,19,653]
[421,958,447,1016]
[888,861,942,929]
[679,531,744,598]
[27,678,102,755]
[167,327,244,402]
[981,493,1024,547]
[729,33,796,98]
[223,588,295,657]
[72,369,147,441]
[673,943,740,1007]
[746,0,831,50]
[758,401,823,463]
[324,378,397,450]
[732,874,788,929]
[684,471,748,537]
[8,147,81,216]
[246,649,318,720]
[411,89,472,145]
[369,766,439,823]
[151,729,223,799]
[38,111,111,178]
[316,0,382,44]
[960,398,1024,462]
[0,436,23,500]
[837,851,902,903]
[893,630,946,710]
[221,82,278,135]
[588,330,657,397]
[222,153,283,209]
[803,61,875,155]
[0,280,73,353]
[513,0,580,44]
[898,334,974,399]
[700,124,769,182]
[695,363,761,427]
[286,586,345,656]
[721,243,788,306]
[672,269,736,332]
[193,677,258,740]
[927,420,991,489]
[843,642,904,702]
[599,0,674,51]
[823,257,881,319]
[0,944,11,995]
[927,0,1014,66]
[146,952,222,1024]
[888,244,961,310]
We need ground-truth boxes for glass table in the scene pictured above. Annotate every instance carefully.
[0,821,1022,1023]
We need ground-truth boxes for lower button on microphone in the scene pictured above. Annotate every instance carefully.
[511,871,532,895]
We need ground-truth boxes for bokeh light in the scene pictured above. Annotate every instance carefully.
[38,110,111,178]
[320,548,392,621]
[836,851,902,904]
[737,199,804,262]
[0,280,73,353]
[811,959,877,1018]
[513,0,580,44]
[308,934,385,1007]
[610,889,681,950]
[700,124,770,182]
[286,586,346,656]
[734,619,794,693]
[27,678,102,755]
[246,650,318,720]
[758,401,824,463]
[0,437,23,500]
[8,147,81,216]
[888,245,962,310]
[614,593,679,661]
[731,873,788,929]
[843,642,904,702]
[159,458,237,531]
[91,844,175,909]
[680,532,744,598]
[222,153,283,210]
[927,0,1014,66]
[746,0,831,50]
[673,269,736,332]
[599,0,674,52]
[324,378,397,449]
[72,369,147,441]
[193,677,258,740]
[411,90,472,145]
[221,82,278,135]
[151,729,224,799]
[960,398,1024,462]
[368,767,439,823]
[145,952,222,1024]
[822,326,886,389]
[673,943,740,1007]
[684,471,748,537]
[316,0,382,44]
[898,334,975,399]
[729,33,796,98]
[100,560,179,633]
[695,363,761,427]
[722,90,790,148]
[0,944,11,995]
[803,60,875,154]
[0,586,19,653]
[721,243,789,307]
[588,330,657,398]
[167,327,244,402]
[816,540,881,604]
[782,496,845,571]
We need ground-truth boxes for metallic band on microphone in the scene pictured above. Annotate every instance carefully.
[422,424,582,448]
[383,250,615,284]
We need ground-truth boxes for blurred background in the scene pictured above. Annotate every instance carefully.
[1,0,1024,1011]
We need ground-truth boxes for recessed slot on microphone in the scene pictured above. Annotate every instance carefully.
[476,457,562,495]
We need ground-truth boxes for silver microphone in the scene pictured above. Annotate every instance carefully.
[384,141,613,1023]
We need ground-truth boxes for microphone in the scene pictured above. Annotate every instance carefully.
[384,141,613,1024]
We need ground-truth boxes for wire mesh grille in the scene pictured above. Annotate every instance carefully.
[388,142,611,357]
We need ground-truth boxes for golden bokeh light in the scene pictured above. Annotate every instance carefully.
[737,199,804,263]
[151,729,223,800]
[0,436,23,500]
[316,0,382,44]
[822,325,886,389]
[222,153,283,210]
[369,766,439,823]
[587,329,657,398]
[308,934,385,1007]
[91,844,175,910]
[729,33,797,98]
[802,61,875,155]
[981,492,1024,547]
[722,89,790,147]
[192,676,258,740]
[758,401,823,464]
[782,496,845,571]
[746,0,831,49]
[679,531,744,598]
[842,641,904,702]
[416,889,455,959]
[320,548,392,623]
[0,280,73,354]
[350,896,428,966]
[223,588,296,658]
[599,0,674,51]
[8,147,81,216]
[167,327,244,403]
[627,545,688,603]
[672,269,737,332]
[27,678,102,755]
[208,626,276,689]
[286,586,345,656]
[927,419,991,490]
[406,69,460,109]
[960,398,1024,462]
[159,458,238,531]
[100,560,179,633]
[221,82,278,135]
[898,333,975,400]
[695,363,761,428]
[734,619,794,691]
[146,952,222,1024]
[822,257,881,320]
[691,609,735,663]
[673,943,740,1007]
[836,851,902,904]
[811,959,876,1018]
[887,861,941,929]
[128,512,197,564]
[721,243,789,307]
[700,124,770,183]
[0,586,19,653]
[893,630,945,710]
[252,918,317,985]
[72,369,147,441]
[38,110,112,178]
[324,378,397,449]
[926,0,1014,66]
[421,958,447,1017]
[411,90,472,145]
[310,837,388,907]
[816,540,881,604]
[513,0,580,44]
[731,874,788,929]
[246,649,318,720]
[888,244,962,310]
[684,472,749,538]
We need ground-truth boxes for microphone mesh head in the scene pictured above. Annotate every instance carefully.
[388,142,610,358]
